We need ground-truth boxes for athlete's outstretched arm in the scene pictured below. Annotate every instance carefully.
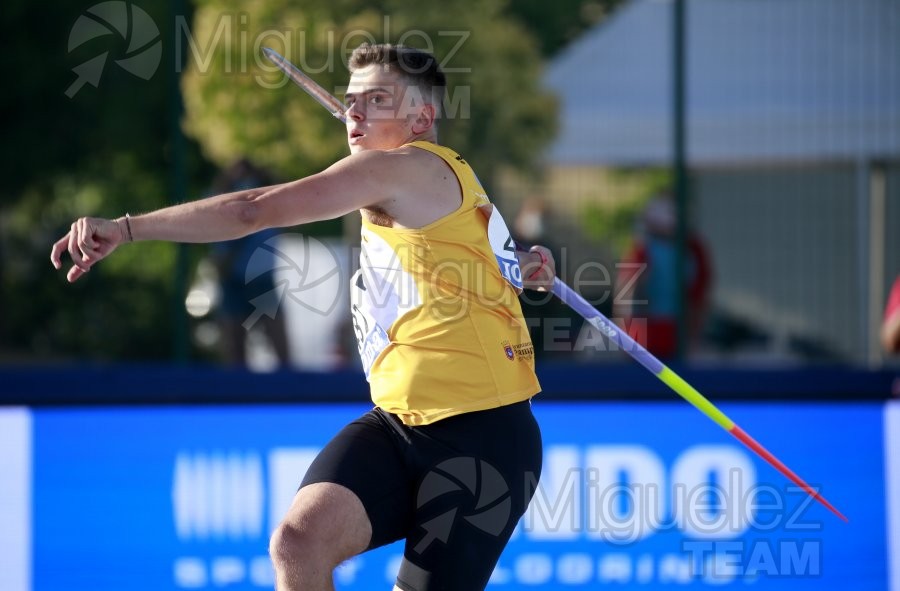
[50,150,396,283]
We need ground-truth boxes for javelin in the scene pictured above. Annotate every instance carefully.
[263,48,347,121]
[261,47,848,523]
[551,279,847,522]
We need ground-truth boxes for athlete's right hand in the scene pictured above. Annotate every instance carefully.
[50,217,125,283]
[521,245,556,292]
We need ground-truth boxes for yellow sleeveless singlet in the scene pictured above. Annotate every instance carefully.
[350,141,540,426]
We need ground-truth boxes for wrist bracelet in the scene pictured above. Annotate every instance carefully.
[124,213,134,242]
[527,249,548,280]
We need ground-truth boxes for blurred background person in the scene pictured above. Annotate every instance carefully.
[884,275,900,396]
[614,192,712,360]
[882,275,900,355]
[513,196,548,243]
[209,159,290,368]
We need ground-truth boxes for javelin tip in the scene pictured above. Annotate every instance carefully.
[729,425,848,523]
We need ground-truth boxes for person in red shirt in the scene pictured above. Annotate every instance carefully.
[882,276,900,354]
[614,194,712,359]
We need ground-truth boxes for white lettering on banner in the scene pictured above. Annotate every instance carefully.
[249,556,276,586]
[485,552,735,586]
[174,556,274,588]
[0,408,30,591]
[635,554,654,583]
[387,549,822,589]
[488,563,513,584]
[166,443,760,588]
[491,543,820,586]
[172,448,320,589]
[172,452,264,541]
[267,448,320,534]
[211,557,244,586]
[557,553,594,584]
[658,554,693,583]
[174,557,206,588]
[386,550,750,587]
[671,446,755,539]
[523,444,756,541]
[515,553,553,585]
[585,446,665,543]
[386,555,403,584]
[335,557,363,585]
[599,553,631,582]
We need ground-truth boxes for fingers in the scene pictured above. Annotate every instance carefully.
[66,222,90,272]
[527,245,556,292]
[52,217,115,282]
[67,264,89,283]
[50,230,87,283]
[76,218,102,261]
[531,246,555,271]
[50,233,69,269]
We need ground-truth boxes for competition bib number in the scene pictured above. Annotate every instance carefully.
[486,207,523,290]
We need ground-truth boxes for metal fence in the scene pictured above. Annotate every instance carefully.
[501,0,900,368]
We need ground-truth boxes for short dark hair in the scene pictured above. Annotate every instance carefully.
[348,43,446,119]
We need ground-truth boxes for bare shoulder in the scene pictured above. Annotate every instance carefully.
[385,144,447,173]
[389,144,457,184]
[360,144,461,228]
[332,147,435,179]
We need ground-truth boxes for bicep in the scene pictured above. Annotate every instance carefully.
[250,153,388,228]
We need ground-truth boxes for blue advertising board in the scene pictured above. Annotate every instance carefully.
[27,402,888,590]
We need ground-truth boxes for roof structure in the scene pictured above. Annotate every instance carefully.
[543,0,900,166]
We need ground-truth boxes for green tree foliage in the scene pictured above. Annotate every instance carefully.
[506,0,625,57]
[180,0,558,188]
[0,0,213,361]
[2,0,565,363]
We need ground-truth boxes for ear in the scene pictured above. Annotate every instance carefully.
[411,103,437,134]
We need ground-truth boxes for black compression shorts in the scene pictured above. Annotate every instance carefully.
[300,400,543,591]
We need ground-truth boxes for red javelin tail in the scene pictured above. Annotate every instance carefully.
[729,425,848,522]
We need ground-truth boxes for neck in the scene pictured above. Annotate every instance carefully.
[408,129,438,145]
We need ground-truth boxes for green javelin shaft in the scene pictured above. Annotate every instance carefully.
[551,278,847,522]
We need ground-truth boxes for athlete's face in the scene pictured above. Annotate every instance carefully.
[344,65,432,154]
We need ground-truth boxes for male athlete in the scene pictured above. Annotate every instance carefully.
[51,43,555,590]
